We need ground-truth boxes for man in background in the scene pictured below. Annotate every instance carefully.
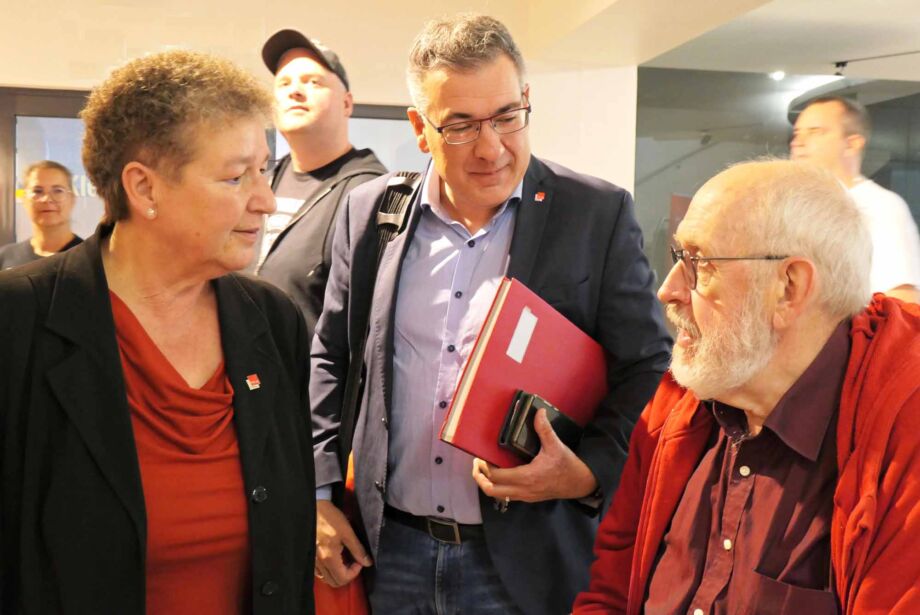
[257,29,386,333]
[791,95,920,303]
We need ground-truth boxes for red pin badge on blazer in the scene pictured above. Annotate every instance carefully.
[246,374,261,391]
[534,191,545,203]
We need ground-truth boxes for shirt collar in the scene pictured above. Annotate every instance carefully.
[420,163,523,230]
[764,321,849,460]
[712,320,850,461]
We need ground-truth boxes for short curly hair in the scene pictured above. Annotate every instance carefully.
[81,49,273,223]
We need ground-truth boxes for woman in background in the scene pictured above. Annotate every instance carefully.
[0,160,82,269]
[0,50,315,614]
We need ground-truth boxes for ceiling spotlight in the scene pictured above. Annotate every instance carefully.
[769,70,786,81]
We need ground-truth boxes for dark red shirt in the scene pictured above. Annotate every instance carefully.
[111,292,251,615]
[645,323,849,615]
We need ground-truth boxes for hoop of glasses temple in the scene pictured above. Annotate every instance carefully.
[670,246,788,289]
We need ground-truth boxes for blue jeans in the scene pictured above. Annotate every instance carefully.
[368,516,522,615]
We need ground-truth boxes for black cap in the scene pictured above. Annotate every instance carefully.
[261,29,350,91]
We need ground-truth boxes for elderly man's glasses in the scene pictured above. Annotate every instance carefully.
[28,187,72,202]
[670,246,788,290]
[422,100,532,145]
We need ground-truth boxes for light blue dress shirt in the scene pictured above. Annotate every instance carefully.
[384,167,521,524]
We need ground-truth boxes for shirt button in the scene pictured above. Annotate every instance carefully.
[447,344,455,352]
[467,240,476,247]
[439,401,448,409]
[251,486,268,503]
[693,609,705,615]
[435,456,443,465]
[382,416,388,428]
[454,291,463,298]
[723,538,733,551]
[261,580,279,596]
[739,465,751,477]
[437,505,445,513]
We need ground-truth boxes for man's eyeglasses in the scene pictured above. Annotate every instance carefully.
[422,100,532,145]
[28,187,72,202]
[669,246,788,290]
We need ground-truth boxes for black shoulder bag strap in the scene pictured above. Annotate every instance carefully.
[335,171,422,502]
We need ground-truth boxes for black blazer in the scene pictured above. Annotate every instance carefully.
[0,228,316,614]
[311,156,672,615]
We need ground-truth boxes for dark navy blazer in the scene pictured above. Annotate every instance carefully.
[311,156,672,615]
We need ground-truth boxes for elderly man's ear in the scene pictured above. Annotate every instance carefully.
[771,258,818,330]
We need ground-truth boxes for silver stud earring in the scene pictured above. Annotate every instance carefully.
[146,207,157,220]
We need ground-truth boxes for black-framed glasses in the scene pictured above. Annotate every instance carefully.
[27,187,72,202]
[670,246,788,290]
[421,99,532,145]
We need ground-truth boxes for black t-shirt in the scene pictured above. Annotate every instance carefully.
[0,235,83,270]
[257,148,362,266]
[255,147,386,336]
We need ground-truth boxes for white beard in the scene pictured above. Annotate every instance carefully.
[667,287,777,401]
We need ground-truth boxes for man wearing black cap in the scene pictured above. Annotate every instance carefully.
[256,29,386,335]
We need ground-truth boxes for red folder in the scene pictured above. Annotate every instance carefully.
[439,277,607,468]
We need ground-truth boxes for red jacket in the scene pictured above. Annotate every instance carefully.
[573,296,920,615]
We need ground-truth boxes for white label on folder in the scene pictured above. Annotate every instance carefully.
[506,306,538,363]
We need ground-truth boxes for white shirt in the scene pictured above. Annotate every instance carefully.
[849,178,920,293]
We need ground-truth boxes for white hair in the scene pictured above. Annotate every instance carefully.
[719,159,872,319]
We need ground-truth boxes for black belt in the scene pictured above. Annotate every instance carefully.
[384,504,485,545]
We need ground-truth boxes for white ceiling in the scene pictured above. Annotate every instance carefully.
[647,0,920,82]
[0,0,767,103]
[3,0,918,107]
[635,0,920,167]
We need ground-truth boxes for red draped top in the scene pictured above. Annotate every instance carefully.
[110,291,251,614]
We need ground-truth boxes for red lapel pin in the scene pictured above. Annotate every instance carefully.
[534,191,545,203]
[245,374,261,391]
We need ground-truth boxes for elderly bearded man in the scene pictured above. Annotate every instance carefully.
[309,12,672,615]
[574,160,920,615]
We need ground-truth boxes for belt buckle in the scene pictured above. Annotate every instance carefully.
[426,517,461,544]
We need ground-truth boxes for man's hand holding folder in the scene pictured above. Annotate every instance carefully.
[440,278,609,470]
[472,408,599,504]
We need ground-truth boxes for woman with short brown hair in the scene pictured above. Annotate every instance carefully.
[0,49,315,615]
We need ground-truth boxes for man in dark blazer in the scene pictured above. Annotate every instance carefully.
[310,14,671,615]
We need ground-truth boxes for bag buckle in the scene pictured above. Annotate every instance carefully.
[426,517,462,544]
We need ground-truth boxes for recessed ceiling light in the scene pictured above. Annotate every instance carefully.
[769,70,786,81]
